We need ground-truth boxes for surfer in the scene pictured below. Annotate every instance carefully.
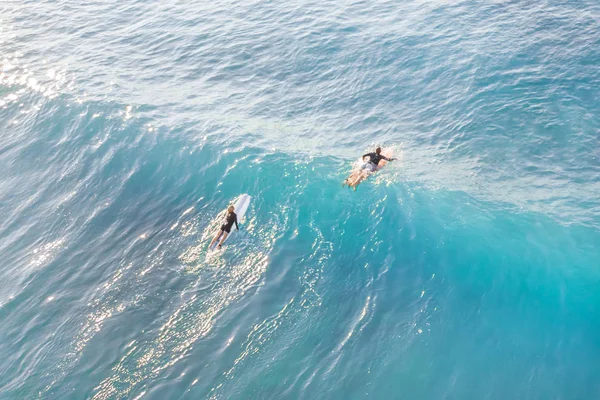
[343,146,396,189]
[209,205,239,249]
[361,147,396,172]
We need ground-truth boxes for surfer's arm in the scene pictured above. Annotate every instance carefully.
[362,152,374,160]
[382,156,395,162]
[235,216,239,230]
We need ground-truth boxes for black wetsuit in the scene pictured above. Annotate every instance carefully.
[221,212,238,233]
[363,152,391,167]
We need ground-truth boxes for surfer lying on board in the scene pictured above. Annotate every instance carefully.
[343,146,397,189]
[361,147,396,172]
[209,205,239,249]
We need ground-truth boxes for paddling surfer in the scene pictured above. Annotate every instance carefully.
[343,146,396,189]
[209,205,239,249]
[361,147,396,172]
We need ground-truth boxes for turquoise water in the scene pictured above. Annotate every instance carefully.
[1,0,600,398]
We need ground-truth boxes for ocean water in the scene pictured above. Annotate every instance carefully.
[1,0,600,398]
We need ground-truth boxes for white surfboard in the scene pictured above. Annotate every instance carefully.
[208,194,252,251]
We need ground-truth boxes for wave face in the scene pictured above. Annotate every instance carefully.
[1,0,600,399]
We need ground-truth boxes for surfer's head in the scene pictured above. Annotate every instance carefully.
[228,205,235,213]
[376,147,382,154]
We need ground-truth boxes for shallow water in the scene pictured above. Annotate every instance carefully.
[1,0,600,399]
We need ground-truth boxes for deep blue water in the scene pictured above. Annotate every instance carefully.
[1,0,600,399]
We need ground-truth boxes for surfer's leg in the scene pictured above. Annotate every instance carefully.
[209,230,223,248]
[217,232,229,248]
[350,172,364,187]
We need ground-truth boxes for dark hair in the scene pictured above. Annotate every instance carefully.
[376,147,382,153]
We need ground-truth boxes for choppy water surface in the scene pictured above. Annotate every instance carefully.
[1,0,600,399]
